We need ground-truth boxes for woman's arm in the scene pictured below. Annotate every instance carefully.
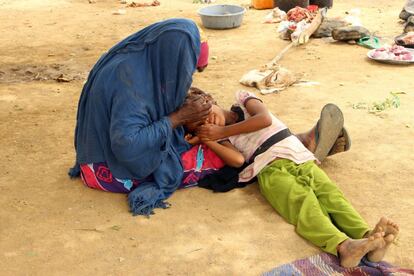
[203,140,245,168]
[197,98,273,141]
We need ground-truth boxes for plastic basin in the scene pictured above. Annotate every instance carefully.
[198,5,245,30]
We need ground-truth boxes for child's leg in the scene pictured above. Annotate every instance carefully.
[309,164,370,239]
[258,159,348,256]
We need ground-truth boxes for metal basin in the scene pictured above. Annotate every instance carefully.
[198,5,245,30]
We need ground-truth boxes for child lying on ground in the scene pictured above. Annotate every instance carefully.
[191,89,399,268]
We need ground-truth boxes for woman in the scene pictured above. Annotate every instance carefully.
[69,19,211,216]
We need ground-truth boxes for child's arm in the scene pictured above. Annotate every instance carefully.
[203,140,245,168]
[198,98,272,141]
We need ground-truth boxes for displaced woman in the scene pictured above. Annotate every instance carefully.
[68,19,212,216]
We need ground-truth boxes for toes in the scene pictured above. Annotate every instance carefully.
[373,232,385,239]
[380,217,389,224]
[384,234,395,243]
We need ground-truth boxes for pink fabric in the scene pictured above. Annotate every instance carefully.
[180,144,225,188]
[197,41,209,68]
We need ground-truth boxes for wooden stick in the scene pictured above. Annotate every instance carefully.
[265,42,294,69]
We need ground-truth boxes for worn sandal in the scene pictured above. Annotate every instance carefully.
[314,104,344,162]
[357,36,381,49]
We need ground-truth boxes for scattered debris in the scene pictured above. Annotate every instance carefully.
[193,0,215,3]
[0,63,86,83]
[293,80,320,87]
[351,92,405,114]
[56,74,71,82]
[127,0,160,7]
[187,248,203,254]
[110,225,122,231]
[113,9,126,15]
[264,8,287,24]
[75,228,104,233]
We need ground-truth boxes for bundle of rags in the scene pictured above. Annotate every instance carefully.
[241,9,324,95]
[239,65,297,95]
[263,253,414,276]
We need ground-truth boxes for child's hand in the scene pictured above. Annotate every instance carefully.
[196,124,226,141]
[185,134,201,145]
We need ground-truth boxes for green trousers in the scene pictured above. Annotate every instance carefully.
[258,159,370,255]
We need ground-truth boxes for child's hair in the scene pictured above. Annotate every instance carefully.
[187,86,217,105]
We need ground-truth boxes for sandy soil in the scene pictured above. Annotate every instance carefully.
[0,0,413,275]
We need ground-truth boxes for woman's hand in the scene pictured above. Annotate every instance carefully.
[196,124,227,141]
[169,96,212,128]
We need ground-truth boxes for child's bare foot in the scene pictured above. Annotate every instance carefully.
[328,136,346,155]
[338,232,385,268]
[366,217,399,262]
[297,126,317,153]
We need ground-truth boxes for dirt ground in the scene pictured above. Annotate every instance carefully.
[0,0,413,275]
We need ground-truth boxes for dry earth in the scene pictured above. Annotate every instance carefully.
[0,0,413,275]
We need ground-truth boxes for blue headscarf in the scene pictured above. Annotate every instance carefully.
[70,19,200,216]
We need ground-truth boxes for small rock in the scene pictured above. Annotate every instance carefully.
[119,257,125,262]
[211,56,217,60]
[400,9,413,21]
[129,237,135,240]
[404,15,414,33]
[332,26,371,41]
[312,18,348,38]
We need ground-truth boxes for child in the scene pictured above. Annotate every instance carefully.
[194,90,399,268]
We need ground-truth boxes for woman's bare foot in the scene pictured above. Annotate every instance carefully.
[337,232,385,268]
[366,217,399,262]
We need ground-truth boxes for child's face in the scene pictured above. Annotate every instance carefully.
[206,105,226,126]
[184,105,225,133]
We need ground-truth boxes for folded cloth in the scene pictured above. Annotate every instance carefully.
[239,66,297,94]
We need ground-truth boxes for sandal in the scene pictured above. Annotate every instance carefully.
[314,104,344,162]
[357,36,381,49]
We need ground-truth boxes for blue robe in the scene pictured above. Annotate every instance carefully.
[70,19,200,216]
